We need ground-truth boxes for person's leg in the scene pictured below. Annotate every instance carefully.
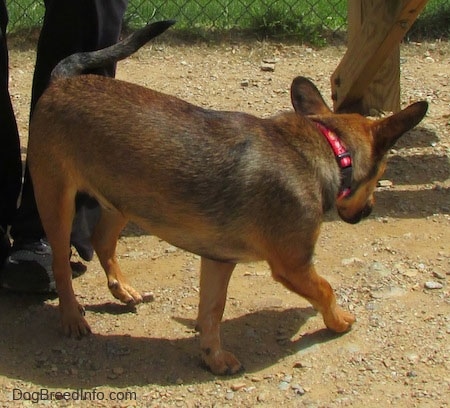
[30,0,128,113]
[12,0,128,253]
[4,0,128,292]
[0,1,23,265]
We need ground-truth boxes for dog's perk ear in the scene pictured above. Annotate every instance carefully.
[372,101,428,157]
[290,76,332,116]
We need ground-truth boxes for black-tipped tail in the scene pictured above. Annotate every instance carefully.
[51,20,176,80]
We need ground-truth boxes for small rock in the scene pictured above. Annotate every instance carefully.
[231,382,246,391]
[405,353,419,363]
[424,281,443,290]
[142,292,155,302]
[292,384,306,396]
[225,391,234,400]
[112,367,124,375]
[416,263,426,271]
[279,381,290,391]
[257,393,267,402]
[432,271,446,280]
[378,179,393,187]
[240,79,249,87]
[260,63,275,72]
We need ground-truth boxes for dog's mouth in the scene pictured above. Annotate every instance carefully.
[339,204,373,224]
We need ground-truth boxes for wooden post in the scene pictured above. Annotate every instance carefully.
[331,0,429,114]
[347,0,401,114]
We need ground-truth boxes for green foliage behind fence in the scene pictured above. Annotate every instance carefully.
[5,0,450,43]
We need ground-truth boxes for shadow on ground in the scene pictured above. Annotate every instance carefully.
[0,291,340,387]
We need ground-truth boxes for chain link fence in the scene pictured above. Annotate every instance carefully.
[5,0,450,42]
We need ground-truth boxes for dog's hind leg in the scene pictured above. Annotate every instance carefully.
[196,257,241,375]
[31,172,91,337]
[271,261,355,333]
[91,208,142,305]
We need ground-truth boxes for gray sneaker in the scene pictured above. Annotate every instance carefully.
[1,239,56,293]
[0,239,87,294]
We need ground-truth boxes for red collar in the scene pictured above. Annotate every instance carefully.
[314,121,353,199]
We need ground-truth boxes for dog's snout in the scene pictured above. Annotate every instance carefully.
[342,213,362,225]
[361,204,373,219]
[338,203,373,225]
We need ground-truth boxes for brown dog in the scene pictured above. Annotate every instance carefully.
[28,21,428,375]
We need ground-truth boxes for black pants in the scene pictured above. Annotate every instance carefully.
[0,3,21,233]
[0,0,128,242]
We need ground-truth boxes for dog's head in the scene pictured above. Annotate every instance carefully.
[290,76,428,224]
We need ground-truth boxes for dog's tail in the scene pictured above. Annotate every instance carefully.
[51,20,176,80]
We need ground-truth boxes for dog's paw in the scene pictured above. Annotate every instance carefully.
[108,280,143,305]
[61,304,91,338]
[323,306,355,333]
[202,349,244,376]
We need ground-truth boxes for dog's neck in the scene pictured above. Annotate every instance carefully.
[313,121,353,199]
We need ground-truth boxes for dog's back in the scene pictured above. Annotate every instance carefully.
[30,71,333,262]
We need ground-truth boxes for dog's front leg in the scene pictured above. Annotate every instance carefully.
[272,262,355,333]
[196,257,241,375]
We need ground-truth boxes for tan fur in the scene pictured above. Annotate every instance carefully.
[27,29,428,375]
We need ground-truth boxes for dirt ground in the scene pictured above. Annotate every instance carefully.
[0,34,449,407]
